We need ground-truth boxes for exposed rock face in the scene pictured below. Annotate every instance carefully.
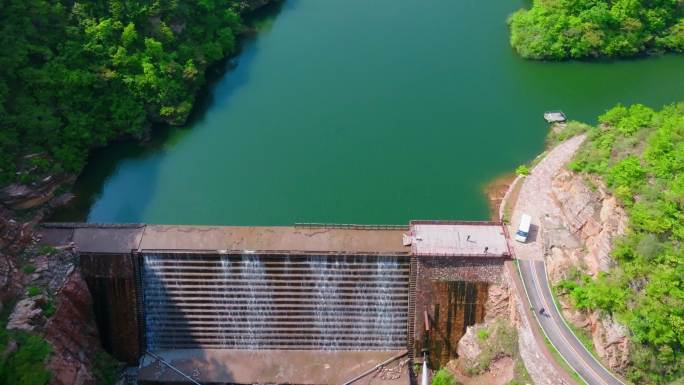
[592,313,630,370]
[549,170,627,277]
[545,169,630,373]
[0,206,33,307]
[7,296,47,331]
[456,324,482,367]
[484,279,515,323]
[44,269,101,385]
[0,175,69,210]
[0,206,34,255]
[238,0,273,12]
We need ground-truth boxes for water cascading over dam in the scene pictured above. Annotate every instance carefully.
[141,253,410,351]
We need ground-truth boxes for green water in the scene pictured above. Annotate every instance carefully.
[52,0,684,225]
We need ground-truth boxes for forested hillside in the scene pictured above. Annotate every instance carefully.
[559,103,683,384]
[509,0,684,59]
[0,0,254,186]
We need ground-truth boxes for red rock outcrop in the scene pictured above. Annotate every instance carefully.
[545,169,631,373]
[549,170,628,276]
[44,269,101,385]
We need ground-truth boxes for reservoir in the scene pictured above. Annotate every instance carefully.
[52,0,684,225]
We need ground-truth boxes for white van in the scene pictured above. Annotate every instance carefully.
[515,214,532,243]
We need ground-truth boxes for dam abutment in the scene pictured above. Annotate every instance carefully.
[40,221,511,384]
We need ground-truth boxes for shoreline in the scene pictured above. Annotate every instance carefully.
[483,173,517,221]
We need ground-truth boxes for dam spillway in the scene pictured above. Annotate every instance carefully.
[141,253,409,351]
[39,221,511,384]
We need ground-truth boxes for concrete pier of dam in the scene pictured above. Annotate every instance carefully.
[40,221,511,385]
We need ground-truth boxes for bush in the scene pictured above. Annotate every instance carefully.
[26,286,41,297]
[515,165,530,176]
[431,368,456,385]
[476,328,489,341]
[40,301,56,318]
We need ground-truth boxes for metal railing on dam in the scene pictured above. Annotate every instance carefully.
[140,252,410,351]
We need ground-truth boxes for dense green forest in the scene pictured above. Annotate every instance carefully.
[509,0,684,59]
[0,0,254,186]
[558,103,683,384]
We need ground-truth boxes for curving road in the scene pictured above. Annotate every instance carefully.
[517,259,624,385]
[507,134,626,385]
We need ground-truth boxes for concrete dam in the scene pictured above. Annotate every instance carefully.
[40,221,511,384]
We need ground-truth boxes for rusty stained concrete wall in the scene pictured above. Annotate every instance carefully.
[413,256,504,366]
[79,253,140,364]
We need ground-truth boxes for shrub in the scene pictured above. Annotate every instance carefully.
[26,286,41,297]
[40,301,56,318]
[22,265,36,274]
[431,368,456,385]
[476,328,489,341]
[37,245,56,255]
[515,165,530,176]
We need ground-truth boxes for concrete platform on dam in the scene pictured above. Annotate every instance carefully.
[137,349,410,385]
[40,223,411,255]
[410,221,510,257]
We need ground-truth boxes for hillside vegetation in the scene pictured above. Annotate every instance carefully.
[0,0,253,186]
[559,103,683,383]
[509,0,684,59]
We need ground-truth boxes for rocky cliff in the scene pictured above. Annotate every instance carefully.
[543,168,631,373]
[1,205,113,385]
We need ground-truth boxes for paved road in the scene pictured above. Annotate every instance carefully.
[505,134,625,385]
[518,259,624,385]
